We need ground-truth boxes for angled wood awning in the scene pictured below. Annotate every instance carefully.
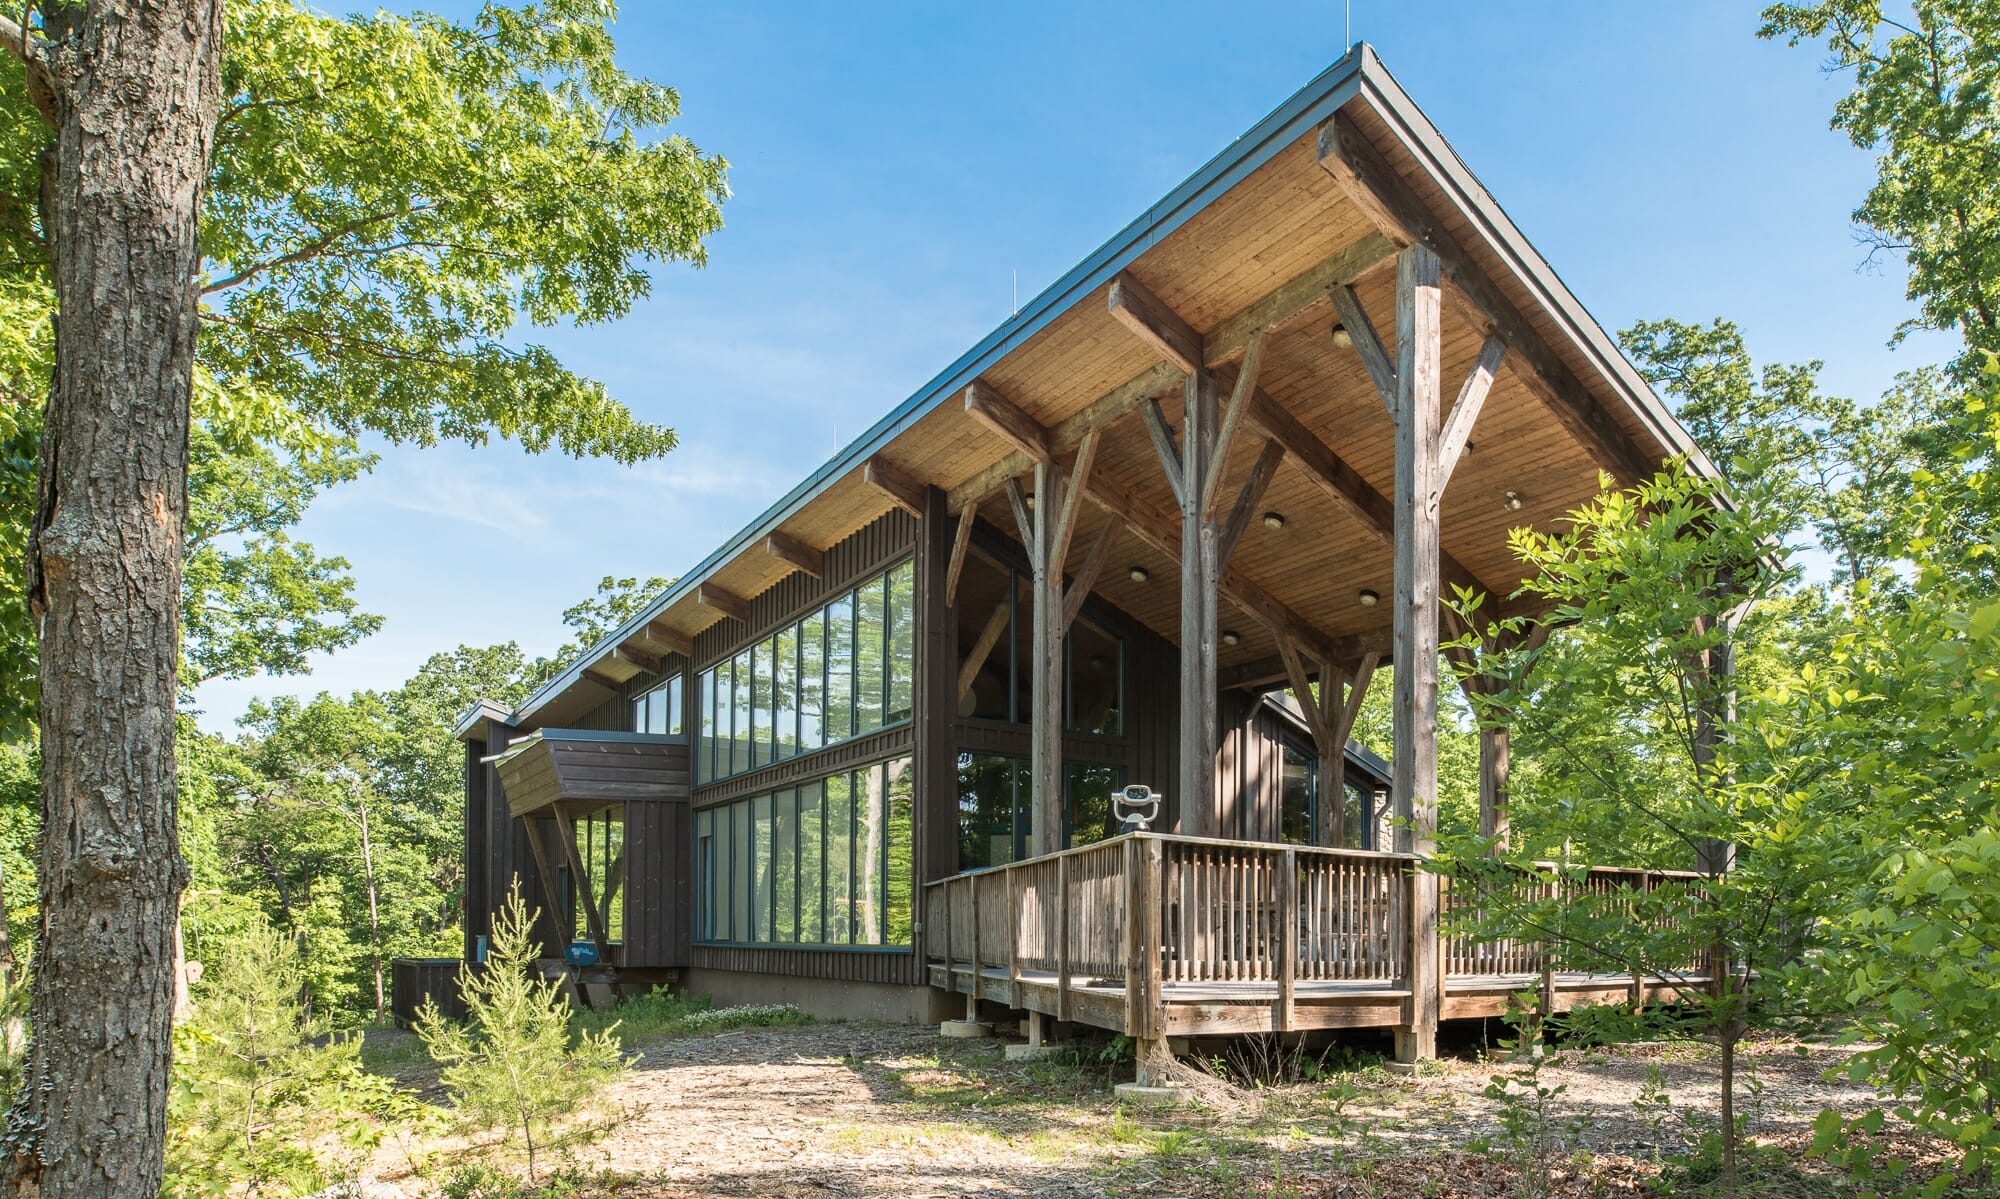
[490,730,689,819]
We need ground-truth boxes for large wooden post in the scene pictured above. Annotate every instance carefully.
[1479,712,1511,846]
[1690,610,1738,875]
[1029,456,1066,857]
[1391,243,1443,1062]
[1178,371,1221,838]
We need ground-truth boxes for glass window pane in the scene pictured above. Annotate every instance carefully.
[824,771,853,944]
[798,781,824,944]
[632,694,649,733]
[713,803,734,942]
[730,801,750,939]
[698,670,717,783]
[856,577,886,735]
[1067,620,1123,736]
[666,675,683,737]
[749,640,770,771]
[853,765,885,945]
[954,553,1015,722]
[1065,761,1122,849]
[751,793,772,942]
[1282,743,1314,846]
[695,808,714,940]
[956,752,1019,871]
[885,757,914,946]
[773,789,797,943]
[601,809,626,942]
[799,611,826,752]
[825,595,854,743]
[731,650,753,777]
[774,627,799,761]
[887,561,914,726]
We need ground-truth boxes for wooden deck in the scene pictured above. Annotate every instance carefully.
[923,832,1709,1040]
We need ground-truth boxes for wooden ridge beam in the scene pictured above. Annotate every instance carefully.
[864,454,927,516]
[964,381,1051,459]
[1316,112,1655,486]
[764,530,825,579]
[639,620,692,659]
[695,582,750,625]
[947,362,1182,514]
[1107,269,1201,374]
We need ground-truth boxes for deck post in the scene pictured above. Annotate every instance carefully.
[1278,847,1298,1032]
[1029,455,1066,857]
[1056,854,1071,1022]
[1391,243,1444,1063]
[1178,371,1222,838]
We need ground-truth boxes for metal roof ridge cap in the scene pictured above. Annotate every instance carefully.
[510,47,1377,725]
[1349,56,1724,486]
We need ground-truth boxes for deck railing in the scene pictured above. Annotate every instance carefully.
[925,832,1710,1036]
[1441,864,1712,980]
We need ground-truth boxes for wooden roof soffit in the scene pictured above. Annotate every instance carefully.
[863,454,927,517]
[695,582,751,625]
[764,530,825,579]
[1315,111,1654,487]
[608,644,660,675]
[580,666,622,692]
[964,381,1050,459]
[1107,270,1202,374]
[639,619,693,659]
[947,362,1182,514]
[1201,231,1399,368]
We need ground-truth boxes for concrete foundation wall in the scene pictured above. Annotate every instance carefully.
[681,968,956,1024]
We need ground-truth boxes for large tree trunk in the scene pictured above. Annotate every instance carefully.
[8,3,224,1196]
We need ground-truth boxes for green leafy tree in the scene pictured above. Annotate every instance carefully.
[165,918,412,1198]
[528,574,674,687]
[420,887,626,1183]
[1761,2,2000,371]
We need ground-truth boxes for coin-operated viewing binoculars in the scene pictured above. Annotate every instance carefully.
[1113,784,1162,833]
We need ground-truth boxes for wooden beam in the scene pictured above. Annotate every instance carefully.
[943,508,976,608]
[1323,652,1378,849]
[964,381,1051,459]
[1177,370,1221,838]
[1049,430,1100,571]
[764,530,825,579]
[1331,285,1397,414]
[1243,388,1491,603]
[947,363,1182,514]
[639,620,692,659]
[863,454,927,516]
[581,667,623,692]
[695,582,750,625]
[1317,112,1655,486]
[1437,335,1506,493]
[1215,439,1286,567]
[552,807,612,956]
[1107,269,1201,374]
[956,598,1012,702]
[1061,515,1117,633]
[1005,478,1035,569]
[1391,243,1443,1063]
[610,645,661,675]
[1141,397,1186,507]
[1202,231,1400,367]
[1202,332,1265,521]
[1029,452,1066,856]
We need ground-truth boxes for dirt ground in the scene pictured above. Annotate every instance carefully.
[369,1020,1932,1199]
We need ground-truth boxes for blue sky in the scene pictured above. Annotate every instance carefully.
[190,0,1955,731]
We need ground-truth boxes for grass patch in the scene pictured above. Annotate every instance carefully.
[569,988,812,1049]
[822,1120,1007,1153]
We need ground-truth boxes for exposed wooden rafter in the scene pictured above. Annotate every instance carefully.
[1107,269,1201,374]
[947,362,1182,513]
[695,582,750,625]
[639,619,692,659]
[863,454,927,516]
[609,645,661,675]
[1317,111,1654,486]
[964,381,1051,459]
[581,667,622,692]
[764,530,825,579]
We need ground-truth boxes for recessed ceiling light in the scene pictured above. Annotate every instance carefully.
[1128,566,1151,583]
[1262,511,1285,531]
[1503,490,1524,511]
[1357,588,1380,607]
[1222,629,1241,647]
[1330,323,1354,350]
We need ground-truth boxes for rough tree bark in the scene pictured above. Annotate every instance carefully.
[1,3,225,1196]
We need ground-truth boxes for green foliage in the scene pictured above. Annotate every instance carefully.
[1467,1011,1590,1199]
[164,918,418,1198]
[0,0,727,727]
[1760,2,2000,372]
[420,888,628,1183]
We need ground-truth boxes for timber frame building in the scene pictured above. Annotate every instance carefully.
[454,46,1723,1062]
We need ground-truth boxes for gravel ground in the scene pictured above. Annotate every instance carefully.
[370,1021,1933,1199]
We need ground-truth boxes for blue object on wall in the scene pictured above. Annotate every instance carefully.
[564,942,600,968]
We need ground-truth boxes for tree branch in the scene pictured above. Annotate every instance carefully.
[0,11,55,126]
